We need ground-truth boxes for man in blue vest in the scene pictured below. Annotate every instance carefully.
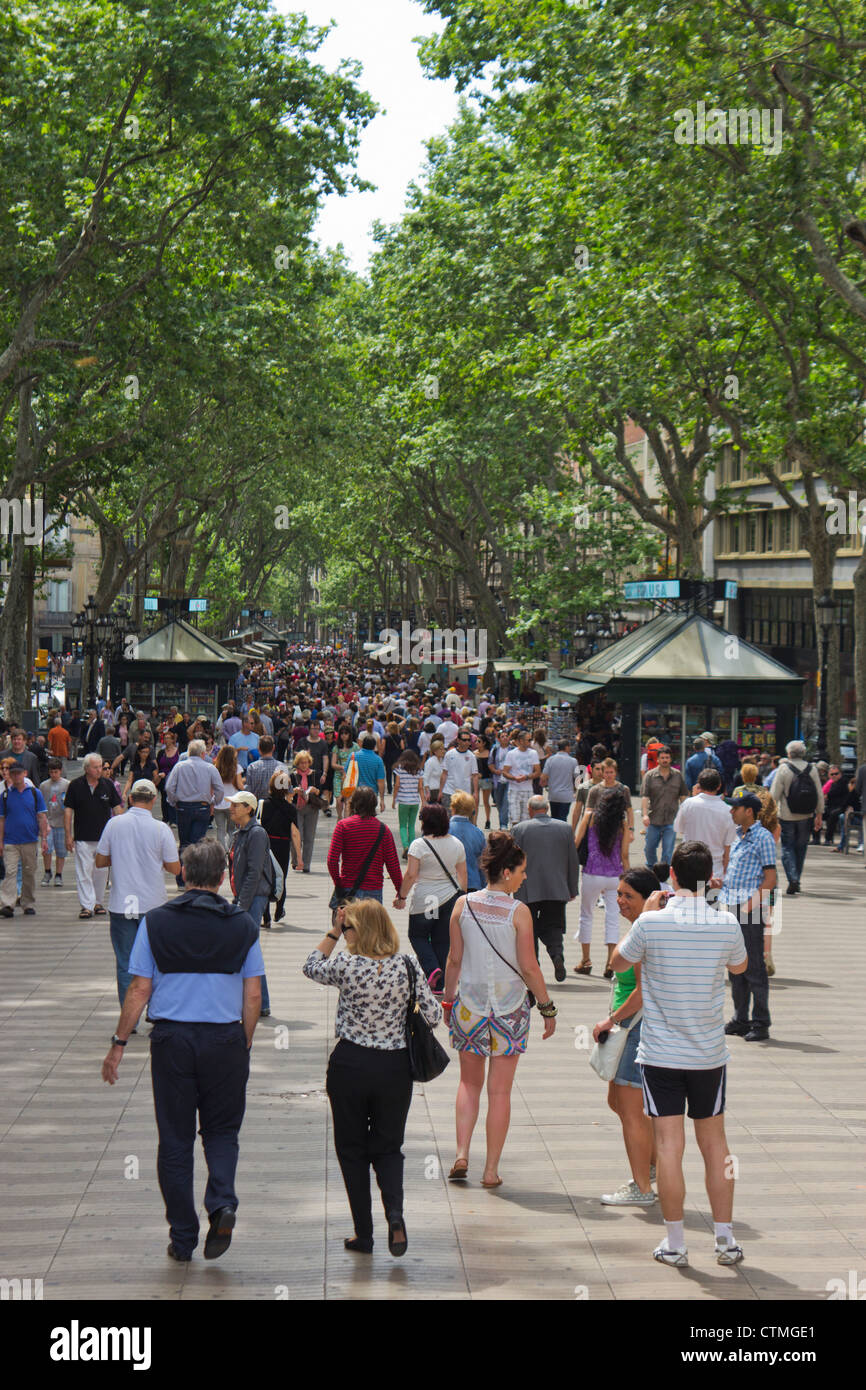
[101,839,265,1262]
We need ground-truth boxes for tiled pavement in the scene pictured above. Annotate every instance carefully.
[1,799,864,1301]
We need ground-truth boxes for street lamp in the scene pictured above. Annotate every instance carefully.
[815,589,836,762]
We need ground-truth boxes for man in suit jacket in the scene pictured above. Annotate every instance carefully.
[511,794,580,982]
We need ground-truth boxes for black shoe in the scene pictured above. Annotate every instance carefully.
[553,955,567,983]
[485,819,491,829]
[167,1243,192,1262]
[274,909,285,921]
[784,883,798,896]
[260,1008,271,1018]
[203,1206,236,1260]
[603,967,614,980]
[724,1020,750,1036]
[744,1027,770,1042]
[23,908,35,916]
[344,1235,373,1253]
[387,1212,408,1257]
[0,906,14,918]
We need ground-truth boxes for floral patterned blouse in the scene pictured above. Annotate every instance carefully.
[303,949,442,1050]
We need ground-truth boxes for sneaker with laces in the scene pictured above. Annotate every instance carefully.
[41,872,52,886]
[601,1180,656,1206]
[715,1242,744,1265]
[653,1242,688,1266]
[54,875,62,885]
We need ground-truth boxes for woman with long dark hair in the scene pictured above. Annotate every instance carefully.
[331,723,359,822]
[574,786,632,978]
[443,832,557,1187]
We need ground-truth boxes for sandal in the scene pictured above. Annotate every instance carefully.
[481,1176,503,1189]
[448,1159,469,1182]
[573,961,592,975]
[94,905,106,916]
[78,908,93,919]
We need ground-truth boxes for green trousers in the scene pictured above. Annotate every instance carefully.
[397,802,418,849]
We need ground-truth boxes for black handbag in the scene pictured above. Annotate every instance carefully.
[328,821,386,913]
[403,955,450,1081]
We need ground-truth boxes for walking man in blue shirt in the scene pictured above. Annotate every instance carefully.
[0,761,49,915]
[719,794,777,1042]
[355,735,386,811]
[101,840,265,1262]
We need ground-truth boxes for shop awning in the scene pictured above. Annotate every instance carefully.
[491,659,550,673]
[536,676,607,698]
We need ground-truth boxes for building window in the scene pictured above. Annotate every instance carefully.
[779,510,792,551]
[47,579,69,612]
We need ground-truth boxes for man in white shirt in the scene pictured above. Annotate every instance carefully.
[502,729,541,826]
[440,732,479,811]
[611,840,747,1271]
[673,767,737,877]
[435,712,460,748]
[95,780,180,1023]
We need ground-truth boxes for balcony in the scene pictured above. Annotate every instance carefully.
[39,610,77,626]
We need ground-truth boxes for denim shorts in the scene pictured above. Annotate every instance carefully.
[49,826,66,856]
[614,1016,643,1089]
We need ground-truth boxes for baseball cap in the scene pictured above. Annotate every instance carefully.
[227,791,258,811]
[130,779,158,798]
[8,759,26,771]
[732,792,762,814]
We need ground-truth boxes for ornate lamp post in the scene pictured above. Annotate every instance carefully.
[815,589,836,763]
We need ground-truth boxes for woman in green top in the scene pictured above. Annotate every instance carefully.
[332,724,360,822]
[591,865,665,1207]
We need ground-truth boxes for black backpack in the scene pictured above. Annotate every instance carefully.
[784,761,818,815]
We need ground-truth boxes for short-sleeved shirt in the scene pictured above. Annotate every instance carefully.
[407,834,466,907]
[0,784,47,843]
[129,920,265,1022]
[503,747,538,783]
[39,778,70,828]
[228,730,260,770]
[46,726,71,758]
[442,747,478,795]
[544,752,580,802]
[640,767,688,825]
[720,822,778,916]
[96,808,178,916]
[63,776,121,841]
[619,899,746,1069]
[355,748,386,790]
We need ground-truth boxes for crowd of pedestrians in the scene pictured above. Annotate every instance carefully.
[0,657,847,1272]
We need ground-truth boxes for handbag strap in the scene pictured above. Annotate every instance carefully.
[422,837,529,994]
[403,953,419,1015]
[343,820,386,897]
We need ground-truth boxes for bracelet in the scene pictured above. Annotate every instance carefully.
[536,1000,558,1018]
[326,932,340,942]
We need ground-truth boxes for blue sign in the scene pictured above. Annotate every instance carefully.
[724,581,738,599]
[624,580,681,600]
[143,596,159,611]
[188,598,207,612]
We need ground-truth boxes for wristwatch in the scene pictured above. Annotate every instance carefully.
[110,1034,128,1047]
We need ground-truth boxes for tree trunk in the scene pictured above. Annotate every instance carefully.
[804,491,842,759]
[854,540,866,765]
[0,536,28,721]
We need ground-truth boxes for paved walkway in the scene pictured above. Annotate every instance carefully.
[1,800,864,1301]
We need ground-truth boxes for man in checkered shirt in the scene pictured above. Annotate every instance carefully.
[718,794,777,1042]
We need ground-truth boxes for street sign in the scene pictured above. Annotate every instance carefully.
[35,648,49,669]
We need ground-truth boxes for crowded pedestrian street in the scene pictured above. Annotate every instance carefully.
[2,768,862,1303]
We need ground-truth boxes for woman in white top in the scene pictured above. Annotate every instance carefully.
[443,832,557,1188]
[213,744,244,849]
[421,738,447,803]
[393,801,467,996]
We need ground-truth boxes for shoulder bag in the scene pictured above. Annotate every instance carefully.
[328,820,386,913]
[403,954,450,1081]
[422,837,536,1008]
[588,982,642,1081]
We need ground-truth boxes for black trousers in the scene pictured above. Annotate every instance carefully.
[408,891,459,981]
[150,1020,250,1255]
[326,1039,412,1241]
[267,836,291,917]
[530,899,566,963]
[730,922,771,1029]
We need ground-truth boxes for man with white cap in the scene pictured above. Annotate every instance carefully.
[95,780,181,1017]
[227,790,273,1016]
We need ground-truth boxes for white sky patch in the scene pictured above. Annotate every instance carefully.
[274,0,460,271]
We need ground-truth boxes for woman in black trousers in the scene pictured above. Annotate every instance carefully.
[303,899,442,1255]
[259,772,302,924]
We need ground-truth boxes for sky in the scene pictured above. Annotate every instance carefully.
[274,0,461,271]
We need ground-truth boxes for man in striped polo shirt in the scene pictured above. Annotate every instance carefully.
[610,840,748,1269]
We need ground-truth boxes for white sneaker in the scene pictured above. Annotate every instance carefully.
[653,1242,688,1266]
[715,1242,744,1265]
[601,1181,656,1205]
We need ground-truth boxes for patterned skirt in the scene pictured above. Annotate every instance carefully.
[449,995,532,1057]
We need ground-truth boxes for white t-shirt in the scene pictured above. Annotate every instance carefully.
[442,747,478,795]
[503,747,538,784]
[408,834,466,907]
[673,793,738,876]
[422,754,446,792]
[619,898,746,1070]
[436,720,460,748]
[96,807,178,916]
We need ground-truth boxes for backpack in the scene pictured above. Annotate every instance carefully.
[255,799,286,902]
[1,786,40,824]
[645,740,663,771]
[783,761,818,815]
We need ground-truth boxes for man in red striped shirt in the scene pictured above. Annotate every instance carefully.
[327,786,403,907]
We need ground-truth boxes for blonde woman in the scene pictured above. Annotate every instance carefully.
[754,786,781,977]
[290,749,319,873]
[422,737,447,804]
[303,899,441,1255]
[730,762,760,797]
